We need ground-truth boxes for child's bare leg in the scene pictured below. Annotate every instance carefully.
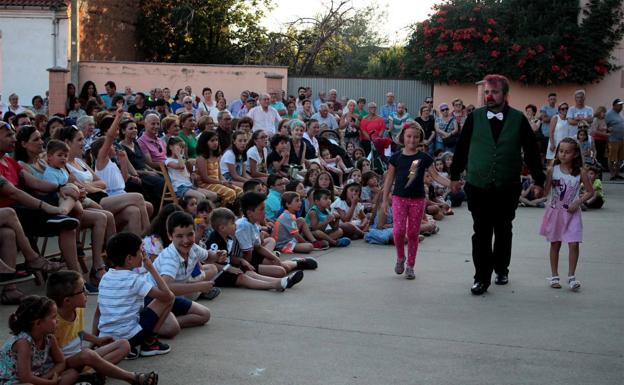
[58,196,76,216]
[237,272,282,290]
[66,348,134,383]
[340,222,364,239]
[175,302,210,330]
[296,218,317,241]
[294,242,314,253]
[147,296,175,336]
[197,188,218,202]
[94,339,130,364]
[257,264,287,277]
[568,242,580,277]
[549,241,561,276]
[185,189,206,201]
[262,237,276,251]
[312,229,337,246]
[59,368,80,385]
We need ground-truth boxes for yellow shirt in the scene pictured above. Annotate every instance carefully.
[55,307,84,357]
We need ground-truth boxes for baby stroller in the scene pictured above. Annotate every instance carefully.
[317,129,354,168]
[367,142,388,175]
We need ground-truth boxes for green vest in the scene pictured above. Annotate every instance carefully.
[466,107,523,188]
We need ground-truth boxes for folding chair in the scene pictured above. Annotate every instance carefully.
[159,163,179,211]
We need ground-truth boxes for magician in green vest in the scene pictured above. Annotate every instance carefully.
[449,74,546,296]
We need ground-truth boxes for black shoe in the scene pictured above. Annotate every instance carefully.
[495,274,509,285]
[140,338,171,357]
[471,282,488,295]
[293,257,318,270]
[46,215,79,231]
[286,270,304,289]
[125,346,140,360]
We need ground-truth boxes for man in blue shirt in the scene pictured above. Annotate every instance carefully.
[380,92,397,121]
[606,98,624,180]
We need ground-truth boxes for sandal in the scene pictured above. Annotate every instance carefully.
[548,276,561,289]
[1,287,25,305]
[568,276,581,292]
[23,258,65,286]
[134,371,158,385]
[89,265,107,287]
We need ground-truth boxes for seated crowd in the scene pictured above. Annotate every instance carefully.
[0,80,611,384]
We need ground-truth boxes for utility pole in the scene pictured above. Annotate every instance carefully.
[70,0,79,86]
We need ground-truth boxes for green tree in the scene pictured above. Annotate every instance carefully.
[405,0,624,84]
[366,46,406,78]
[137,0,272,64]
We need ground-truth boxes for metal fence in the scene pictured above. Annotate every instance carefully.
[287,77,432,115]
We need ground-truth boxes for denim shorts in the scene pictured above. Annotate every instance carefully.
[175,184,195,198]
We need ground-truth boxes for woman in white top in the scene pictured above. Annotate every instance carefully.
[246,129,269,181]
[220,130,250,188]
[68,109,151,236]
[547,103,572,162]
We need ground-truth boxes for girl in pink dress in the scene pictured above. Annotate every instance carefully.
[539,138,593,291]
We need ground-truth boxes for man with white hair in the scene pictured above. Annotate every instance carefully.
[380,92,397,121]
[247,93,281,135]
[217,110,234,151]
[311,103,339,131]
[566,90,593,137]
[327,89,342,112]
[138,113,167,169]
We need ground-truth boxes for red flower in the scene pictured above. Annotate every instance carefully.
[552,65,560,72]
[487,18,497,26]
[487,28,493,34]
[517,58,526,68]
[436,17,446,24]
[432,68,440,76]
[511,43,521,52]
[435,43,449,53]
[424,53,432,61]
[453,42,464,52]
[491,50,500,58]
[519,74,527,82]
[437,10,447,16]
[492,37,500,43]
[536,45,545,53]
[482,35,492,43]
[527,48,536,57]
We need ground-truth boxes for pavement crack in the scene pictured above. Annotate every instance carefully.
[214,315,622,359]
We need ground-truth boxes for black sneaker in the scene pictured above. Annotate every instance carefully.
[293,257,318,270]
[46,215,79,231]
[125,346,140,360]
[140,338,171,357]
[286,270,304,289]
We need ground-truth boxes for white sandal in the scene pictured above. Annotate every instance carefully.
[548,276,561,289]
[568,276,581,291]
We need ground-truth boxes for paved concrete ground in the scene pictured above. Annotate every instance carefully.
[2,184,622,385]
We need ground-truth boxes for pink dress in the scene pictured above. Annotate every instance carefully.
[539,165,582,243]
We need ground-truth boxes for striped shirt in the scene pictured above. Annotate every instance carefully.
[97,269,153,340]
[150,243,209,284]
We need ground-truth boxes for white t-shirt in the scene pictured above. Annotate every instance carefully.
[303,133,319,157]
[95,159,125,196]
[220,149,245,176]
[246,146,268,173]
[150,243,209,284]
[247,106,281,135]
[164,158,192,190]
[98,269,153,340]
[331,199,364,225]
[567,105,594,127]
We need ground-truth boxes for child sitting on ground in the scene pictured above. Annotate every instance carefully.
[195,199,215,248]
[283,180,309,218]
[206,208,303,291]
[360,171,380,211]
[265,174,288,221]
[584,166,604,209]
[98,232,174,359]
[47,271,157,384]
[364,192,394,245]
[273,192,331,253]
[519,175,547,208]
[149,212,220,334]
[424,172,451,219]
[305,189,351,247]
[237,192,318,277]
[331,182,370,239]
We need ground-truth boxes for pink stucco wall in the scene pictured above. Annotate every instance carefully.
[78,61,288,100]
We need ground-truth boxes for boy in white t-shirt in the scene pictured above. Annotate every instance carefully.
[97,232,175,358]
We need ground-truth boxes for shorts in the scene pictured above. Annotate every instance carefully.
[248,251,265,270]
[175,184,195,198]
[213,269,240,288]
[144,295,192,317]
[128,307,159,347]
[608,140,624,163]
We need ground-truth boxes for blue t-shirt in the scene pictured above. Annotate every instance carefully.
[389,150,433,198]
[566,105,594,127]
[605,109,624,141]
[540,105,558,136]
[265,189,281,220]
[42,166,68,185]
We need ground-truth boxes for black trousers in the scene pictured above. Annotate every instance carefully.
[464,182,522,284]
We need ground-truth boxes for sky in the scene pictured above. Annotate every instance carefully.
[261,0,440,45]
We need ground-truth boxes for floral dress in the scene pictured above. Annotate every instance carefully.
[0,332,54,384]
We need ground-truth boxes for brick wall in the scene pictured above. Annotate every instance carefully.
[78,0,140,61]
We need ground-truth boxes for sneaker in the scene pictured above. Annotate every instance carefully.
[199,287,221,300]
[125,346,140,360]
[45,215,79,231]
[140,338,171,357]
[280,270,304,290]
[84,282,99,295]
[568,276,581,292]
[292,257,318,270]
[335,237,351,247]
[394,259,405,275]
[405,267,416,280]
[312,240,329,250]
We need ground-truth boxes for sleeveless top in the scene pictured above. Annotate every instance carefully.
[305,205,331,231]
[66,158,94,183]
[548,165,580,210]
[95,159,125,196]
[0,332,54,383]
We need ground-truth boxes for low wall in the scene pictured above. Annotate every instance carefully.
[78,61,288,100]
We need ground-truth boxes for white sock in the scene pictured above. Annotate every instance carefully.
[280,277,288,289]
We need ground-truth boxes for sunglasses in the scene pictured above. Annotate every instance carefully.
[559,107,568,111]
[425,100,433,103]
[440,108,449,112]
